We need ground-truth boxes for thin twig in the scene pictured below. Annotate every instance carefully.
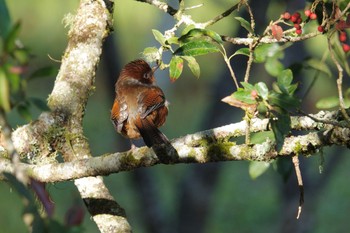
[184,4,203,11]
[302,51,329,99]
[244,41,256,83]
[244,1,255,33]
[136,0,178,16]
[327,37,350,122]
[202,3,240,27]
[292,155,304,219]
[242,1,256,83]
[221,46,240,89]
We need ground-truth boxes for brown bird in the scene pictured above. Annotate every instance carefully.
[111,59,172,150]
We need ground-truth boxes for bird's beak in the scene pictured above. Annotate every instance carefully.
[151,62,160,73]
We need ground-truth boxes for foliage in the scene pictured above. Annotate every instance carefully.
[0,2,54,119]
[1,0,350,232]
[142,0,350,179]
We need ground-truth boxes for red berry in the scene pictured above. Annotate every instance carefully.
[342,43,350,53]
[304,9,311,17]
[310,13,317,20]
[294,24,301,30]
[296,29,302,35]
[336,20,347,31]
[282,12,291,20]
[339,31,347,42]
[296,18,302,24]
[317,25,324,32]
[291,12,300,23]
[293,12,301,18]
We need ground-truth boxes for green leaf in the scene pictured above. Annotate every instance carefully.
[0,68,11,112]
[249,161,270,179]
[152,29,167,47]
[268,92,300,110]
[0,0,11,38]
[240,82,254,91]
[174,41,220,57]
[28,66,57,80]
[315,96,340,109]
[234,17,253,34]
[178,28,223,44]
[277,69,293,86]
[265,57,284,77]
[13,48,30,64]
[232,47,250,57]
[232,89,256,104]
[167,36,179,45]
[182,56,200,78]
[254,44,280,63]
[255,82,269,100]
[4,21,21,53]
[203,29,223,44]
[6,67,21,92]
[181,24,196,36]
[142,47,159,62]
[305,59,331,77]
[277,69,293,94]
[169,56,183,81]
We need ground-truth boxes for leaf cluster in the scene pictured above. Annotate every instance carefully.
[0,5,55,120]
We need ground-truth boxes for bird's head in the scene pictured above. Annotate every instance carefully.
[119,59,157,85]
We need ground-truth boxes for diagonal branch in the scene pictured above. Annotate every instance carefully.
[8,0,132,232]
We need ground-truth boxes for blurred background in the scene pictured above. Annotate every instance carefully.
[1,0,350,232]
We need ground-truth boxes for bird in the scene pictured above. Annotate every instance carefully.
[110,59,174,153]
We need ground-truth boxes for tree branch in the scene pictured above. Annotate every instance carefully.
[2,110,349,183]
[136,0,178,16]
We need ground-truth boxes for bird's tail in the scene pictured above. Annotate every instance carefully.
[136,118,178,163]
[136,117,170,147]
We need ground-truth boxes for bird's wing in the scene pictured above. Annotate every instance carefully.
[111,96,128,133]
[139,87,166,119]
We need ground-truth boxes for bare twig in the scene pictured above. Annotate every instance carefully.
[327,37,350,122]
[202,3,240,27]
[221,46,240,89]
[302,51,329,99]
[244,1,255,33]
[292,155,304,219]
[136,0,178,16]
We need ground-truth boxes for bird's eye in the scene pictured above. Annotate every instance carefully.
[143,72,152,79]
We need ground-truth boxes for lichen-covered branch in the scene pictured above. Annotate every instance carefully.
[7,0,132,232]
[2,110,349,183]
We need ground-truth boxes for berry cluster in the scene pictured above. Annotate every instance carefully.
[336,20,350,53]
[282,10,318,35]
[340,31,350,53]
[281,8,350,53]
